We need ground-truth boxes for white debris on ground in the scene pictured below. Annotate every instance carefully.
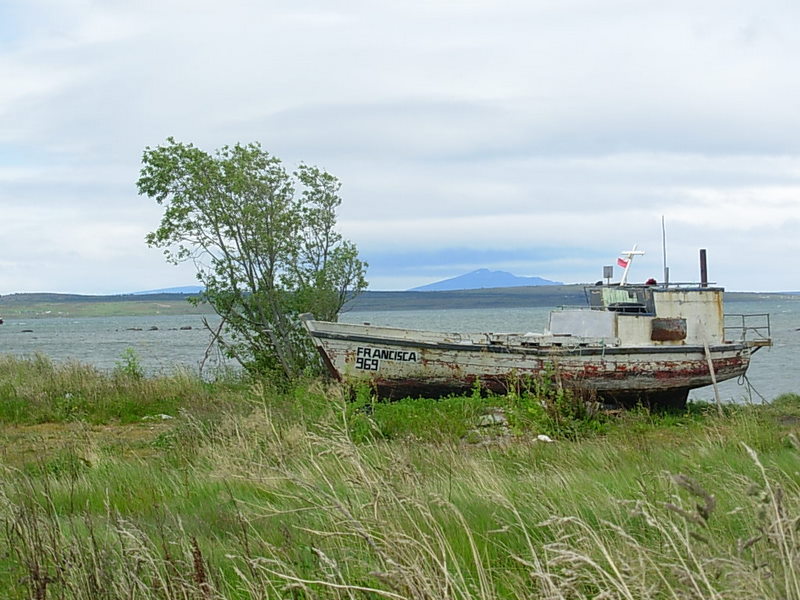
[477,411,507,427]
[141,414,175,421]
[465,408,557,446]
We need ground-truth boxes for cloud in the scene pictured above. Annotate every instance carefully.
[1,0,799,293]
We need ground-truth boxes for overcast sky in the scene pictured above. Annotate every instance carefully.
[1,0,798,294]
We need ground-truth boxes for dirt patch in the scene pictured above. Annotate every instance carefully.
[777,414,800,427]
[0,421,175,468]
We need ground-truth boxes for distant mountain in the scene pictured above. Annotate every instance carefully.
[410,269,562,292]
[132,286,204,295]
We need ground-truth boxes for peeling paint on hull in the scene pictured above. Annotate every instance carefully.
[303,319,754,408]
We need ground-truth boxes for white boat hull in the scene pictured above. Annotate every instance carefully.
[302,318,755,407]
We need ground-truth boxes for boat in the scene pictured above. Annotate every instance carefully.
[301,249,772,408]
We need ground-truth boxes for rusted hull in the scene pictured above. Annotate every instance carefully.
[303,319,752,407]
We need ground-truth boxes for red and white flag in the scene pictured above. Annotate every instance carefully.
[617,257,629,268]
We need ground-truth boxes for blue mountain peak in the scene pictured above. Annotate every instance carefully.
[410,269,562,291]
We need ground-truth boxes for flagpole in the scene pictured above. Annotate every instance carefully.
[620,245,635,285]
[619,244,645,285]
[661,216,668,286]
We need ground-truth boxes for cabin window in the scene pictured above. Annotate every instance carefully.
[607,302,648,314]
[586,286,656,316]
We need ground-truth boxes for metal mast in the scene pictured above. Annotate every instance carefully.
[619,244,645,285]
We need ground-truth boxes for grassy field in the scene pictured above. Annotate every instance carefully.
[2,355,800,598]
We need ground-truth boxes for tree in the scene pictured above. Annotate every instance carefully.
[136,138,368,379]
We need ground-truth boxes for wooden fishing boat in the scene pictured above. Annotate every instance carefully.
[301,250,771,408]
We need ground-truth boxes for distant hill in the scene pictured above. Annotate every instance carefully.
[132,286,204,295]
[1,288,796,318]
[347,285,585,311]
[0,291,212,318]
[411,269,562,291]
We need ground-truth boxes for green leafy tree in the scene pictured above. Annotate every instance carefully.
[137,138,367,379]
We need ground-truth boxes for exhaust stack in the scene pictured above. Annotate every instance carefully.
[699,249,708,287]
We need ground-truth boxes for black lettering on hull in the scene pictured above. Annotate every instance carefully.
[355,346,418,370]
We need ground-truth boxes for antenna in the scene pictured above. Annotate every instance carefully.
[661,216,669,286]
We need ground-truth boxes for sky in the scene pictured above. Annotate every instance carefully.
[1,0,799,294]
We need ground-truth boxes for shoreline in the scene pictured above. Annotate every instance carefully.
[2,288,799,319]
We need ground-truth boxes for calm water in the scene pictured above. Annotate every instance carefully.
[1,299,798,402]
[0,315,223,375]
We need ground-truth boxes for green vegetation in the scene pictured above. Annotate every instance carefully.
[0,355,242,425]
[2,357,800,598]
[137,139,367,379]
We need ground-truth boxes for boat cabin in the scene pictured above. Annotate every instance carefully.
[549,284,741,347]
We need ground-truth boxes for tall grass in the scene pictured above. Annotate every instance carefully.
[2,361,800,598]
[0,354,244,424]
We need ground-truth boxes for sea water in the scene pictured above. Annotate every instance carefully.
[0,315,218,375]
[0,299,797,402]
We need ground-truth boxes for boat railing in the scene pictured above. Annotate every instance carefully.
[657,281,718,289]
[554,305,588,311]
[724,313,772,346]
